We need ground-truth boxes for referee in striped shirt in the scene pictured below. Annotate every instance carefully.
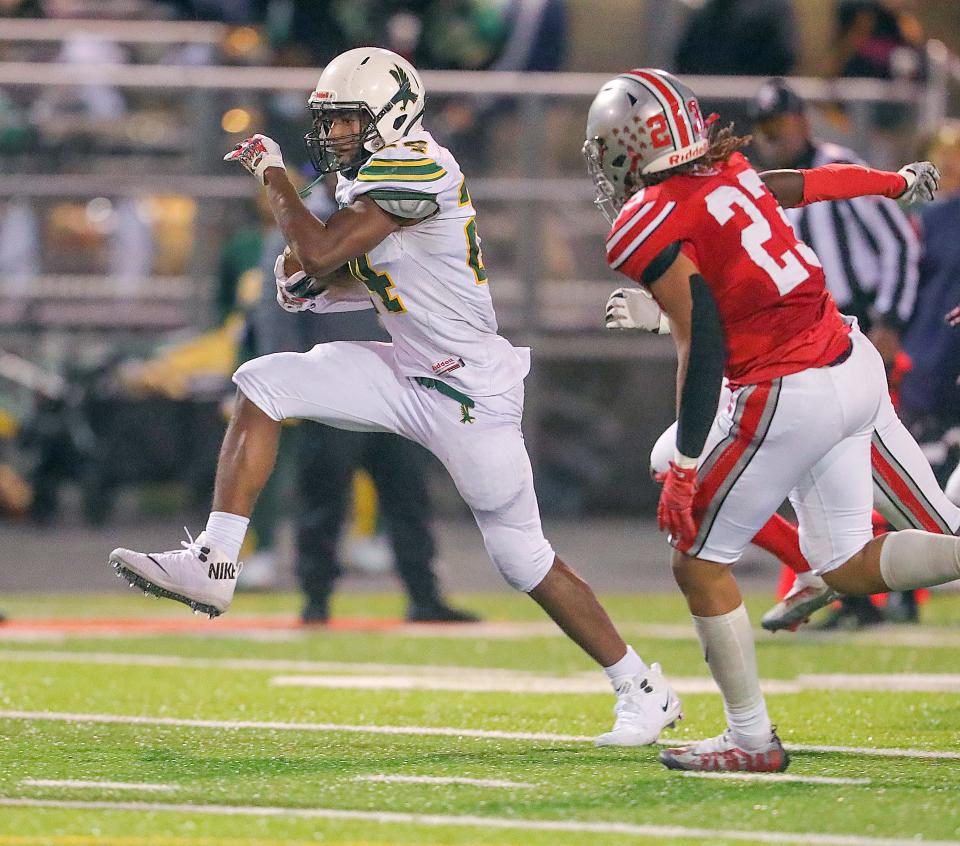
[750,78,920,372]
[751,78,922,627]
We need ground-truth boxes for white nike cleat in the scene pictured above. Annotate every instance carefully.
[659,728,789,772]
[595,662,682,747]
[760,576,839,632]
[108,530,241,618]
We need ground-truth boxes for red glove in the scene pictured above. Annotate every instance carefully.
[657,461,699,545]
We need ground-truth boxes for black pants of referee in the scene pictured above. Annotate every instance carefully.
[293,422,440,607]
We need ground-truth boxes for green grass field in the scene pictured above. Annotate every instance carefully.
[1,590,959,846]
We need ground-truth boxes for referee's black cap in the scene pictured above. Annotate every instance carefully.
[750,78,806,123]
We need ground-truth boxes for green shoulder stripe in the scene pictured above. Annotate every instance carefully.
[358,157,447,182]
[365,156,437,168]
[365,189,439,202]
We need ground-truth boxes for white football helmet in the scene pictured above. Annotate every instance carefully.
[304,47,425,176]
[583,69,708,223]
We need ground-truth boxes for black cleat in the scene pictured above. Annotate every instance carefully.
[406,601,481,623]
[300,597,331,625]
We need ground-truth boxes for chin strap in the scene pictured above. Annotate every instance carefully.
[298,175,324,198]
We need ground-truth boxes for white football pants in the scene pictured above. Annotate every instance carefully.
[234,341,556,591]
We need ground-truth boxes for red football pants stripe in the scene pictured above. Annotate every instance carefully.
[871,443,945,534]
[678,382,773,555]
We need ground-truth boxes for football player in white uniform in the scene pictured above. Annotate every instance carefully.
[110,47,681,746]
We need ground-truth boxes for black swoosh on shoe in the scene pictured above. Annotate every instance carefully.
[146,554,170,576]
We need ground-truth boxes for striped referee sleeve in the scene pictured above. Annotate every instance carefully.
[873,200,920,326]
[799,199,856,310]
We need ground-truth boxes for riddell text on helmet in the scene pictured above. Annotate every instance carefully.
[669,146,706,166]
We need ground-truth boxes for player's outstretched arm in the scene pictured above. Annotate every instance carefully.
[760,161,940,209]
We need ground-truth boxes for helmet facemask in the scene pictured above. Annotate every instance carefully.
[583,138,635,226]
[304,101,385,177]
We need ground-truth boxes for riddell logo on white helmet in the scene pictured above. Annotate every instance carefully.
[309,89,336,103]
[668,143,708,166]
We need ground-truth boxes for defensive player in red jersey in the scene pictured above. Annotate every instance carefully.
[584,68,957,773]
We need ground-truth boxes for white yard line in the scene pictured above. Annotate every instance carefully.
[0,798,957,846]
[354,775,537,789]
[2,710,959,760]
[681,772,871,786]
[0,709,593,743]
[0,634,64,644]
[21,779,174,792]
[5,621,960,646]
[269,672,776,694]
[6,649,960,693]
[271,671,960,694]
[797,673,960,692]
[0,649,476,676]
[786,744,960,760]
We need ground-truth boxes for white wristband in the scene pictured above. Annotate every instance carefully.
[673,451,698,469]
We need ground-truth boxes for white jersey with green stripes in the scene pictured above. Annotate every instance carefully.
[335,128,530,397]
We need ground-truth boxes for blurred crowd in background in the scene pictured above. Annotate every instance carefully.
[0,0,957,600]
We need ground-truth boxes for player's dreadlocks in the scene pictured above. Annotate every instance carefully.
[641,121,752,187]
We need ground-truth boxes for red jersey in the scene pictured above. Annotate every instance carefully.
[605,152,851,384]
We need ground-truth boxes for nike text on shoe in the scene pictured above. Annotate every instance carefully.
[659,729,789,772]
[108,530,241,619]
[595,662,683,747]
[760,582,840,632]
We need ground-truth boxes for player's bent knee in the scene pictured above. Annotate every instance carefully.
[232,357,286,422]
[670,551,699,593]
[480,521,555,592]
[670,550,732,593]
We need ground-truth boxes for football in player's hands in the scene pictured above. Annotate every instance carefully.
[282,247,302,277]
[281,248,324,297]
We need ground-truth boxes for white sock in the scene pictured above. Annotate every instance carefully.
[603,645,648,692]
[879,529,960,591]
[203,511,249,563]
[693,603,771,751]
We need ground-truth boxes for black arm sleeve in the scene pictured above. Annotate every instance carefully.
[676,274,727,459]
[641,241,682,287]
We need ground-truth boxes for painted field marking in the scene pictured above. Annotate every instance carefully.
[1,798,958,846]
[2,710,959,761]
[0,709,593,743]
[354,775,537,789]
[271,671,960,694]
[269,673,764,694]
[21,779,175,792]
[0,837,384,846]
[5,619,960,647]
[797,673,960,692]
[0,649,546,677]
[681,772,871,786]
[0,838,361,846]
[6,649,960,694]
